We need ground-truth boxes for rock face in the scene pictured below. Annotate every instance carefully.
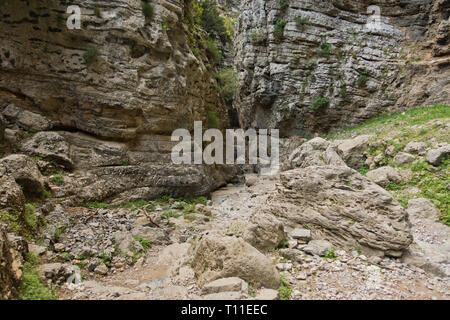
[233,0,450,136]
[0,0,237,203]
[258,166,413,257]
[192,232,281,289]
[0,225,26,300]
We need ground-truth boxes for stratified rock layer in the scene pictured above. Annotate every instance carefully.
[0,0,236,202]
[234,0,449,136]
[259,165,413,257]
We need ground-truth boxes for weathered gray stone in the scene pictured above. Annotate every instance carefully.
[202,277,248,295]
[113,232,143,257]
[290,228,311,242]
[426,144,450,165]
[404,142,428,155]
[257,166,413,257]
[192,232,281,289]
[0,154,45,197]
[94,263,109,276]
[0,225,25,299]
[20,132,73,169]
[336,135,374,169]
[407,198,440,220]
[366,166,404,186]
[243,211,286,252]
[303,240,333,257]
[286,137,346,170]
[393,152,415,165]
[255,288,279,300]
[131,226,171,246]
[233,0,449,136]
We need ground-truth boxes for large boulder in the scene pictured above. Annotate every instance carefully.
[192,232,280,289]
[113,232,143,257]
[286,137,346,170]
[426,144,450,166]
[243,211,286,252]
[303,240,333,257]
[393,152,415,165]
[0,154,45,198]
[366,166,405,186]
[257,166,413,257]
[335,135,373,169]
[20,132,73,169]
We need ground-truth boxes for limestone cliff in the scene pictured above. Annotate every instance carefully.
[233,0,449,136]
[0,0,236,203]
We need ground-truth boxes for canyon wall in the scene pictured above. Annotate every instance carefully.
[0,0,237,203]
[233,0,449,136]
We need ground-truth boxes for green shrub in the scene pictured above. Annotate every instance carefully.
[324,248,337,260]
[206,110,220,129]
[54,225,67,243]
[135,235,152,251]
[311,96,330,110]
[357,166,369,175]
[201,38,222,63]
[277,238,289,249]
[274,20,287,39]
[279,0,288,10]
[215,68,238,104]
[251,29,265,44]
[357,75,369,87]
[340,83,347,98]
[83,46,100,66]
[223,16,236,39]
[183,213,196,222]
[0,210,22,235]
[81,202,110,209]
[317,42,332,59]
[161,210,181,220]
[306,61,317,69]
[278,274,292,300]
[122,200,150,210]
[183,203,196,213]
[295,16,310,29]
[24,204,38,233]
[142,1,154,20]
[94,7,101,18]
[98,252,112,268]
[50,174,64,186]
[20,253,57,300]
[197,0,228,40]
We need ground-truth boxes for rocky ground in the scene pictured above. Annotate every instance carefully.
[50,174,449,300]
[1,106,449,300]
